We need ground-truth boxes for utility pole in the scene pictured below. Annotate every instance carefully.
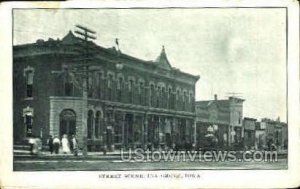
[74,25,96,157]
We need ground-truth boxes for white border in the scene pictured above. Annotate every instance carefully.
[0,0,299,188]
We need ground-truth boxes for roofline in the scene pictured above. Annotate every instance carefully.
[243,117,257,121]
[14,36,200,80]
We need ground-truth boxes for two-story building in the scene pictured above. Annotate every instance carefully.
[195,94,244,148]
[13,30,200,151]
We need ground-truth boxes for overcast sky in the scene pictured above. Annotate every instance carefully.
[13,9,287,122]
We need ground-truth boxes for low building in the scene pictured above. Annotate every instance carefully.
[195,94,245,148]
[256,118,288,151]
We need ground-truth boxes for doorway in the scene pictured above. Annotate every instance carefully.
[60,109,76,138]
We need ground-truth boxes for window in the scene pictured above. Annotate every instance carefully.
[168,88,172,109]
[183,91,187,111]
[98,72,103,99]
[162,87,165,108]
[107,74,113,89]
[157,86,161,108]
[139,82,144,105]
[176,90,180,110]
[25,70,34,97]
[107,74,113,100]
[64,72,74,96]
[87,110,94,139]
[117,77,123,102]
[150,84,155,107]
[238,112,242,124]
[128,79,133,103]
[95,111,101,138]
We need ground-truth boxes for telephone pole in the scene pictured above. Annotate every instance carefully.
[74,25,96,157]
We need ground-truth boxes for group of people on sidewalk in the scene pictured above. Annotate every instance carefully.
[47,134,79,156]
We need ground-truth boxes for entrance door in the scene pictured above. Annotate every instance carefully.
[60,109,76,138]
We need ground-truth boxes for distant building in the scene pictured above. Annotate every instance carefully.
[195,94,245,148]
[13,31,200,151]
[261,118,288,151]
[243,117,256,149]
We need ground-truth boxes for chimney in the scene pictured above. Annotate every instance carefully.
[214,94,218,101]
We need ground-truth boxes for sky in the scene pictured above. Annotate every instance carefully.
[13,8,287,122]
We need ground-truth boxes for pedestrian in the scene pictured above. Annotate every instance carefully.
[47,135,54,154]
[69,135,74,153]
[28,135,35,155]
[53,136,60,154]
[32,137,42,155]
[61,134,71,154]
[71,135,78,156]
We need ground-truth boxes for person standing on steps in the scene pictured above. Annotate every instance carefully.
[53,136,60,154]
[61,134,71,154]
[71,135,78,156]
[47,135,54,154]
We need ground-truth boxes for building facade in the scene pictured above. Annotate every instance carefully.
[13,31,200,151]
[195,94,244,148]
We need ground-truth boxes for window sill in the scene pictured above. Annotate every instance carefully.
[24,97,34,100]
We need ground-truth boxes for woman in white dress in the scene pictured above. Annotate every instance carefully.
[61,134,71,154]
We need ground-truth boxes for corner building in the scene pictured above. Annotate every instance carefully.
[13,31,200,151]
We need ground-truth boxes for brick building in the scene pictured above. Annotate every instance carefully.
[13,31,200,151]
[195,95,244,148]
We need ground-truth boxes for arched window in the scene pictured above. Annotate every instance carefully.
[95,111,101,138]
[183,91,187,111]
[168,87,172,109]
[150,84,155,107]
[138,81,144,105]
[157,86,161,108]
[161,87,165,108]
[98,72,103,99]
[87,110,94,139]
[25,70,34,97]
[117,77,123,102]
[107,74,113,100]
[176,89,180,110]
[128,79,134,103]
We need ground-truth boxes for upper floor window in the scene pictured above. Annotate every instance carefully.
[139,81,144,105]
[24,67,34,98]
[128,79,134,103]
[64,72,74,96]
[117,77,123,102]
[128,79,133,91]
[150,84,155,106]
[107,74,113,89]
[98,72,103,99]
